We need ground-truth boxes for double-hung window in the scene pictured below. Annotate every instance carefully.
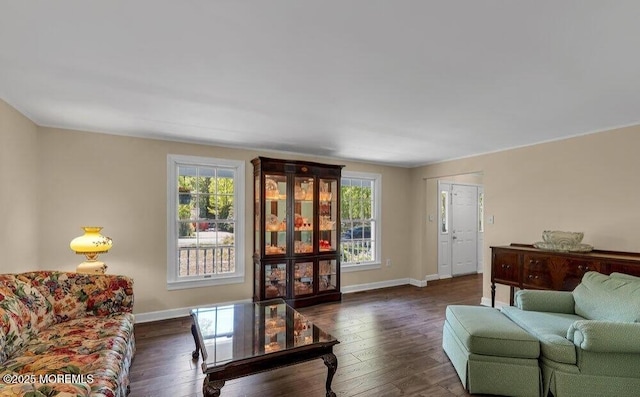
[167,155,245,289]
[340,171,381,271]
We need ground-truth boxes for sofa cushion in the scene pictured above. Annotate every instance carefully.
[446,305,540,359]
[22,313,135,358]
[610,272,640,282]
[1,312,135,397]
[0,275,55,362]
[21,271,134,322]
[501,306,582,364]
[572,271,640,322]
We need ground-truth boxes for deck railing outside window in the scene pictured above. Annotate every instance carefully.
[178,245,235,276]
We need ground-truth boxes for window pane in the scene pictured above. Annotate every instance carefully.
[478,192,484,232]
[175,163,236,277]
[340,174,378,266]
[441,190,449,233]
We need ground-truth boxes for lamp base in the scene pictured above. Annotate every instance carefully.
[76,261,108,274]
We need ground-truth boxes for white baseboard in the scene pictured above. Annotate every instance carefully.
[342,273,447,291]
[135,274,493,323]
[134,298,252,323]
[410,278,427,287]
[425,273,440,283]
[342,278,412,293]
[480,296,509,308]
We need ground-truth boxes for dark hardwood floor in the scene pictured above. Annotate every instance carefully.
[129,274,484,397]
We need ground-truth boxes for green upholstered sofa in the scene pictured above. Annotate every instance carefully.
[501,271,640,397]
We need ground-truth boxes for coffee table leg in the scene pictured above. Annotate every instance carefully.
[191,323,200,359]
[203,376,225,397]
[322,353,338,397]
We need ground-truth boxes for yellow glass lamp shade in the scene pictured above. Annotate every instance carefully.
[70,226,113,274]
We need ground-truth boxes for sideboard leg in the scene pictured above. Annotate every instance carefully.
[491,283,496,307]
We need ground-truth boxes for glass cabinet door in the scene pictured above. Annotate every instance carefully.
[293,177,314,254]
[264,262,287,299]
[293,261,314,296]
[318,178,338,252]
[264,174,287,255]
[254,175,260,256]
[319,259,337,292]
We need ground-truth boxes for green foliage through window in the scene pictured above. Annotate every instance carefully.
[341,175,377,265]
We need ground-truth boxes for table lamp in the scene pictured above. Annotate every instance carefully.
[70,226,113,274]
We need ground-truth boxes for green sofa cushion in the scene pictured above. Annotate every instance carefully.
[515,289,575,314]
[445,305,539,359]
[501,306,582,364]
[610,272,640,282]
[572,271,640,322]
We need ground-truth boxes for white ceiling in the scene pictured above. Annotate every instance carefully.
[2,1,640,167]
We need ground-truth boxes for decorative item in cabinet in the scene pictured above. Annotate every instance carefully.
[264,263,287,299]
[252,157,343,308]
[264,173,287,256]
[294,261,314,296]
[318,178,338,252]
[319,259,337,292]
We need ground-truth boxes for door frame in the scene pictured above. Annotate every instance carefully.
[437,181,484,279]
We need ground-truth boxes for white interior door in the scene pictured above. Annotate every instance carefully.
[451,184,478,276]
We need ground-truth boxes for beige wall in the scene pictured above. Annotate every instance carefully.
[413,125,640,304]
[0,99,39,272]
[4,98,640,316]
[35,127,412,315]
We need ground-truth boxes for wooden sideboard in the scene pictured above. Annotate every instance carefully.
[491,244,640,307]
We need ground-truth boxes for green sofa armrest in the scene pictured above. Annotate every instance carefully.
[515,289,575,314]
[567,320,640,353]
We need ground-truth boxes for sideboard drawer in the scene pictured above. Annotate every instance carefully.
[562,258,601,290]
[605,260,640,276]
[523,254,552,289]
[492,250,520,286]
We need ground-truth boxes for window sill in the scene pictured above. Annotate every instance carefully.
[167,274,244,290]
[342,262,381,273]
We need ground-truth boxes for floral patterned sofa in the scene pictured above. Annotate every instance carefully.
[0,271,135,397]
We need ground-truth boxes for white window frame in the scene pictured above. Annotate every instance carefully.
[340,171,382,272]
[167,154,245,290]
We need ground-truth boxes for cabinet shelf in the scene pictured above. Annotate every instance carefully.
[253,157,343,308]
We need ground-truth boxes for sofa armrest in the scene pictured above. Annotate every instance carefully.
[567,320,640,353]
[515,289,575,314]
[84,274,134,316]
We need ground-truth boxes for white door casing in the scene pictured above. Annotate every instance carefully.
[437,182,481,279]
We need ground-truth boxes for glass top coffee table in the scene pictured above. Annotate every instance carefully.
[190,299,339,397]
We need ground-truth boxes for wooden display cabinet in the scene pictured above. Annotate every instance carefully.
[252,157,343,308]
